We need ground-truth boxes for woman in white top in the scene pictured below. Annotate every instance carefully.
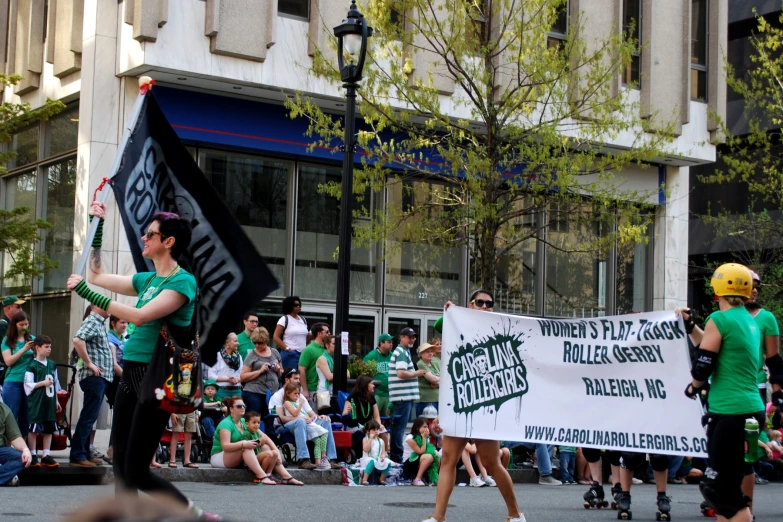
[207,332,243,400]
[316,335,335,394]
[273,296,309,371]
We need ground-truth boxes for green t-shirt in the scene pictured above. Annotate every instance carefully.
[1,337,35,383]
[242,428,262,454]
[753,308,779,384]
[124,270,197,364]
[0,402,22,447]
[364,348,393,396]
[237,331,254,360]
[299,341,325,393]
[211,416,247,455]
[706,306,765,415]
[417,359,440,403]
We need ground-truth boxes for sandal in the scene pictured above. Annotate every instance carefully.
[183,462,199,469]
[168,461,177,468]
[279,477,304,486]
[412,478,425,486]
[253,475,277,485]
[379,479,387,485]
[361,480,370,485]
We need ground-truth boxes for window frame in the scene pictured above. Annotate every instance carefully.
[622,0,642,88]
[547,0,569,49]
[277,0,310,22]
[690,0,708,102]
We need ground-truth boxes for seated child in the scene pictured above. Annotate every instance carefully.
[359,420,390,485]
[24,336,61,467]
[404,418,440,486]
[200,380,224,439]
[282,382,329,469]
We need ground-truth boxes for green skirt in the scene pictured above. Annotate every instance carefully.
[216,386,242,401]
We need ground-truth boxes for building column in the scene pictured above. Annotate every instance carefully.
[653,165,689,310]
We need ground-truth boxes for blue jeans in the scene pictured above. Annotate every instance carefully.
[242,390,269,422]
[279,417,337,461]
[1,382,29,438]
[522,442,555,477]
[201,417,216,439]
[559,451,576,482]
[0,446,25,485]
[415,401,438,417]
[390,400,414,463]
[70,377,108,462]
[667,455,684,479]
[280,350,301,372]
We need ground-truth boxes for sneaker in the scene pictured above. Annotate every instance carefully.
[755,476,769,485]
[470,475,486,487]
[483,475,497,487]
[40,455,59,468]
[632,477,643,485]
[412,478,425,486]
[317,459,330,470]
[421,517,440,522]
[4,475,20,487]
[506,516,527,522]
[298,459,317,470]
[538,474,562,486]
[90,448,104,459]
[329,459,341,470]
[29,455,40,468]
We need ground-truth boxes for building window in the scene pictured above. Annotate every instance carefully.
[294,164,378,303]
[547,0,568,49]
[548,202,569,233]
[466,1,487,53]
[42,158,76,292]
[622,0,641,87]
[278,0,309,20]
[12,125,40,169]
[200,150,289,298]
[691,0,708,101]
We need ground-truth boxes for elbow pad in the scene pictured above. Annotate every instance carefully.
[691,349,717,382]
[766,354,783,386]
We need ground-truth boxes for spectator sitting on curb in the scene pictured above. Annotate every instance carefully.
[268,368,340,470]
[0,401,32,486]
[243,411,303,485]
[359,420,390,485]
[404,417,439,486]
[281,383,331,470]
[343,375,388,456]
[516,442,562,485]
[210,396,277,485]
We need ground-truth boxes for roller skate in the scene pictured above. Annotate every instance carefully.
[699,501,716,517]
[616,492,632,520]
[583,482,609,509]
[610,483,622,509]
[655,492,672,521]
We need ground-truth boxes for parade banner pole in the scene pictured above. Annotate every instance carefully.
[74,77,154,276]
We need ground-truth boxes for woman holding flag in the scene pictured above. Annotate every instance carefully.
[66,202,212,518]
[423,289,525,522]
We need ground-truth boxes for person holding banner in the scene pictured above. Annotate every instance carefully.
[424,289,525,522]
[67,203,206,516]
[681,263,767,522]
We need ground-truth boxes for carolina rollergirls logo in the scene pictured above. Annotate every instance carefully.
[447,331,529,414]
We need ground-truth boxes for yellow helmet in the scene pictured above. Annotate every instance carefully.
[710,263,753,298]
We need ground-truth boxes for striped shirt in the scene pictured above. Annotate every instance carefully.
[388,345,419,402]
[74,312,114,383]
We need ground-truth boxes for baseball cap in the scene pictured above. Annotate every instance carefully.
[421,405,438,419]
[378,333,393,343]
[2,296,25,307]
[399,327,417,337]
[417,342,435,355]
[203,380,218,389]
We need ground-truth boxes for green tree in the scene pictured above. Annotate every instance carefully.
[288,0,677,292]
[0,74,66,286]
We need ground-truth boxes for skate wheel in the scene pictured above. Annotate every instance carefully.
[602,501,609,508]
[584,503,591,509]
[655,514,661,521]
[618,512,632,520]
[702,509,715,518]
[611,503,618,510]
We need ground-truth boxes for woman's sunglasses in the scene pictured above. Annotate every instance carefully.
[471,299,494,308]
[234,404,246,409]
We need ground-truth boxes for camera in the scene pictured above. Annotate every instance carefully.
[269,363,277,371]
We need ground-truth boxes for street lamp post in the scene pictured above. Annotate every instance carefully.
[333,1,372,397]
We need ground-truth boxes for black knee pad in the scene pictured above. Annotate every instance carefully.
[620,452,645,471]
[606,450,621,467]
[582,448,602,463]
[700,476,748,519]
[650,453,668,472]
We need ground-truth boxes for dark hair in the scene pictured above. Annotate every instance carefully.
[244,411,262,422]
[152,212,192,259]
[364,419,381,432]
[469,289,494,304]
[351,375,374,403]
[243,311,259,321]
[410,417,429,436]
[310,322,328,338]
[283,367,298,382]
[33,336,52,347]
[6,310,31,347]
[83,305,93,320]
[223,396,243,410]
[109,315,124,329]
[324,334,335,348]
[282,296,302,316]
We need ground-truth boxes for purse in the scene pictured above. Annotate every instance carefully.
[316,390,332,411]
[139,292,203,414]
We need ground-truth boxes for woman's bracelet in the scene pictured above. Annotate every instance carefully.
[73,280,111,311]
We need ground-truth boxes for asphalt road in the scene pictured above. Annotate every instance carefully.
[2,482,782,522]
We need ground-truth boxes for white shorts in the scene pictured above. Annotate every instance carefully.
[210,452,226,468]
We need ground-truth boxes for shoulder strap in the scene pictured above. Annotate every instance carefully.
[283,315,288,332]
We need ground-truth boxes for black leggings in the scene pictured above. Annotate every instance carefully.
[111,361,188,505]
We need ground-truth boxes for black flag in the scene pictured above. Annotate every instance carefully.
[110,92,279,365]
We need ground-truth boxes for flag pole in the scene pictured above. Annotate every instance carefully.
[74,77,155,276]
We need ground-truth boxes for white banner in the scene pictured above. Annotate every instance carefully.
[439,307,708,457]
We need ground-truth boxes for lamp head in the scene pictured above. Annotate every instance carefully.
[333,0,374,83]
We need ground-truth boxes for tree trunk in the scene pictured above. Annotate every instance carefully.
[475,222,499,292]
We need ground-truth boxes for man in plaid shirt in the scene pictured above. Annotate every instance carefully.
[69,305,113,467]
